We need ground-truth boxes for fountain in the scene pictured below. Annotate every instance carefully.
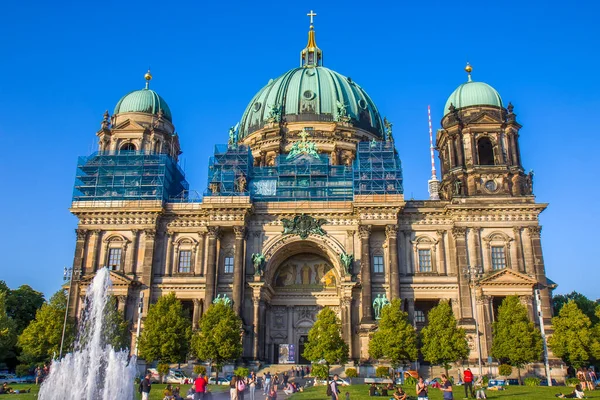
[39,267,138,400]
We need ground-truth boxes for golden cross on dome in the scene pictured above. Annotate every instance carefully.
[307,10,317,25]
[299,128,310,141]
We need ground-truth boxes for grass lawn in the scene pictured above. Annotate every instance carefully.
[0,383,227,399]
[288,384,600,400]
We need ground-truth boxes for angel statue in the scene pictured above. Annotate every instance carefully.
[212,294,222,304]
[228,122,240,147]
[267,103,282,123]
[335,100,349,122]
[252,253,266,276]
[340,253,354,275]
[383,117,393,142]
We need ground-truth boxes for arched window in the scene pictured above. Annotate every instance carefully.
[477,137,495,165]
[120,143,136,152]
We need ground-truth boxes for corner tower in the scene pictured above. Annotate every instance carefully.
[436,64,531,200]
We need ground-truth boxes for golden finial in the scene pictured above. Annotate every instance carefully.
[465,62,473,82]
[144,68,152,89]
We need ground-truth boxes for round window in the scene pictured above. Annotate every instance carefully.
[253,102,262,112]
[303,90,316,100]
[358,99,367,109]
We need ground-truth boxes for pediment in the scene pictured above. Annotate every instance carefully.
[112,118,146,131]
[465,110,503,124]
[80,270,139,287]
[478,268,536,287]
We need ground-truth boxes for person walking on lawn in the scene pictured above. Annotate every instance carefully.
[463,368,475,399]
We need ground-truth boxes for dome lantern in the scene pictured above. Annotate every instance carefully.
[300,10,323,68]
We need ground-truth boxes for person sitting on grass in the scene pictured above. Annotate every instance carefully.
[368,382,379,396]
[163,384,174,400]
[393,386,407,400]
[555,384,585,399]
[474,375,487,399]
[0,383,31,394]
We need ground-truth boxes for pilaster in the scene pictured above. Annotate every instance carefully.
[233,226,246,315]
[386,225,399,300]
[359,225,372,322]
[204,226,221,312]
[452,227,473,319]
[436,230,447,275]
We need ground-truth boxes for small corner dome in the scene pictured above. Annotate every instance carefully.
[444,80,503,116]
[114,88,172,122]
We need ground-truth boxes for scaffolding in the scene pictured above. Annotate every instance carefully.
[354,141,404,195]
[73,151,189,202]
[204,145,252,196]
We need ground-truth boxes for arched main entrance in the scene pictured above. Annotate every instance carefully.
[265,252,342,364]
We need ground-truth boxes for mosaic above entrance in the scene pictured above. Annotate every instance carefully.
[274,253,336,290]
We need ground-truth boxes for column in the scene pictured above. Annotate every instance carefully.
[141,229,156,314]
[477,295,492,359]
[341,296,352,348]
[512,227,525,273]
[125,230,139,274]
[86,230,101,272]
[195,233,206,276]
[519,295,535,322]
[522,227,535,275]
[436,230,447,275]
[403,229,412,274]
[386,225,399,300]
[528,226,552,319]
[73,229,87,274]
[452,227,473,319]
[287,306,294,346]
[448,137,456,169]
[165,232,174,276]
[407,298,415,324]
[259,301,266,360]
[117,295,127,314]
[455,135,464,167]
[510,133,519,167]
[204,226,220,311]
[472,228,483,269]
[193,299,201,330]
[233,226,246,315]
[359,225,372,322]
[253,298,260,360]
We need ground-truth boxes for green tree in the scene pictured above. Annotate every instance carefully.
[138,293,192,364]
[302,307,348,376]
[191,301,242,380]
[491,296,543,383]
[369,299,418,366]
[17,290,75,364]
[549,300,600,368]
[0,292,17,362]
[4,285,45,334]
[103,296,130,351]
[553,292,599,324]
[420,300,469,375]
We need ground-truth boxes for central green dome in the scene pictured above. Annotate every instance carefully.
[114,88,172,122]
[239,66,384,138]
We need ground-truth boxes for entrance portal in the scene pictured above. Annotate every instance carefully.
[298,335,309,364]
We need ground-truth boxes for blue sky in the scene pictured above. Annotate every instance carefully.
[0,0,598,300]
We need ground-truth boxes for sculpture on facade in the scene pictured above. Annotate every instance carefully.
[213,293,233,307]
[281,214,327,239]
[267,103,282,123]
[373,294,390,320]
[383,117,393,142]
[235,173,247,193]
[287,128,319,159]
[252,253,266,276]
[340,253,354,275]
[335,100,350,122]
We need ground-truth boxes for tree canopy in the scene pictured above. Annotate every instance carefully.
[553,292,599,324]
[17,290,74,364]
[0,292,17,362]
[302,307,348,368]
[191,301,242,375]
[548,300,600,368]
[420,300,469,375]
[138,293,192,364]
[369,298,418,366]
[4,285,45,334]
[491,296,542,381]
[102,296,130,351]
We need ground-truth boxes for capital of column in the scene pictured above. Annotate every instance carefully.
[253,298,261,306]
[207,226,222,239]
[519,295,533,306]
[233,226,247,239]
[193,298,201,306]
[346,230,356,238]
[90,229,101,237]
[436,229,446,238]
[358,225,372,239]
[512,226,522,235]
[75,229,87,240]
[476,295,491,305]
[143,229,156,239]
[117,295,127,303]
[385,224,398,239]
[526,226,542,238]
[451,226,467,239]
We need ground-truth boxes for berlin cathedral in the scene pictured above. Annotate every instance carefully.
[67,14,554,365]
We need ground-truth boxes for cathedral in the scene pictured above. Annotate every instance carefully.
[68,15,554,366]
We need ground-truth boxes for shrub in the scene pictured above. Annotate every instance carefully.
[483,375,489,385]
[375,366,390,378]
[345,368,358,378]
[566,377,580,387]
[194,365,207,376]
[499,364,513,377]
[234,367,249,378]
[524,377,540,386]
[15,364,31,377]
[311,364,329,380]
[157,362,170,382]
[404,376,417,386]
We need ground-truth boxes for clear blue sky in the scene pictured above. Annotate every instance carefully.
[0,0,598,300]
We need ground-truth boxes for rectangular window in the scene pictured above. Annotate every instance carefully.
[178,250,192,273]
[491,246,506,270]
[224,256,234,274]
[418,249,432,272]
[107,248,122,270]
[373,255,384,274]
[414,310,426,324]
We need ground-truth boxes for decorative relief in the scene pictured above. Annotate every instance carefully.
[527,226,542,238]
[75,229,87,240]
[281,214,327,240]
[206,226,221,239]
[358,225,372,239]
[451,227,466,238]
[385,225,398,239]
[233,226,247,239]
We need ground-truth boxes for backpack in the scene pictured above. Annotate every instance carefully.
[237,380,246,391]
[326,381,332,396]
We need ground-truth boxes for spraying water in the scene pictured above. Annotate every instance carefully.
[39,267,138,400]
